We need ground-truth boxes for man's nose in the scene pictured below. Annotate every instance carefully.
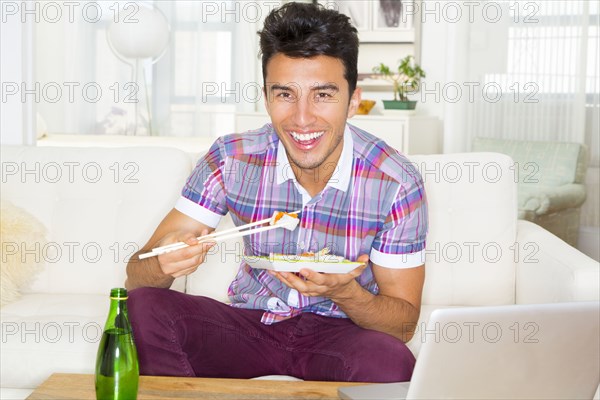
[291,95,317,127]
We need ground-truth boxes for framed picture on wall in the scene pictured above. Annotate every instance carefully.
[320,0,418,43]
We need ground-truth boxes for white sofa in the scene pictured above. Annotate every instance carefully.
[1,145,598,399]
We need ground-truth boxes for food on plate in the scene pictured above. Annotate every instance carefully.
[269,211,300,231]
[243,247,363,273]
[270,247,349,263]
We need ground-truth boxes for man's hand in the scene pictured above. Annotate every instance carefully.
[126,208,216,290]
[268,253,424,342]
[269,254,369,299]
[156,229,216,278]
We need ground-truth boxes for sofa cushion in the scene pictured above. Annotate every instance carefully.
[405,304,462,357]
[0,199,47,306]
[185,214,242,302]
[0,146,191,295]
[518,184,587,217]
[0,293,106,389]
[0,388,33,400]
[409,153,518,306]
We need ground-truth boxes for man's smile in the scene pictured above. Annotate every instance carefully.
[290,130,325,142]
[288,130,326,150]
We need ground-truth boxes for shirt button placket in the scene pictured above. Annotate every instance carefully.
[301,203,316,252]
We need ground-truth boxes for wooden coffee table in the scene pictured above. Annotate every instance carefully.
[27,373,363,399]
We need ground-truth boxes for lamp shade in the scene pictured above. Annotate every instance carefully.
[107,5,169,60]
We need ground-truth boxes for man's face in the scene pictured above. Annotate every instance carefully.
[264,54,361,174]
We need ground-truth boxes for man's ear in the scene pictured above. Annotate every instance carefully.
[347,87,362,118]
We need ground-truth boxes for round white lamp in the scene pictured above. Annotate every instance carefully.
[107,3,170,135]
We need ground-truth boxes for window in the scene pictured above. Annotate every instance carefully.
[470,0,599,164]
[35,0,266,137]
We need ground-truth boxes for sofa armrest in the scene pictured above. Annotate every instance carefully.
[515,220,599,303]
[520,184,587,216]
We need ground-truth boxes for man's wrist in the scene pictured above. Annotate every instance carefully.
[127,252,175,289]
[330,278,369,305]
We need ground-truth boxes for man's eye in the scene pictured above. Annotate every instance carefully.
[276,92,293,99]
[315,92,335,102]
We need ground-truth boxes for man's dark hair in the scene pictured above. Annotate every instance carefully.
[258,2,359,96]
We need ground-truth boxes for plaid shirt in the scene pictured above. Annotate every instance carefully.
[175,123,427,324]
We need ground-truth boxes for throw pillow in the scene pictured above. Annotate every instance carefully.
[0,199,47,306]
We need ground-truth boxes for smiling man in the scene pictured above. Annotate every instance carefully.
[126,2,428,383]
[264,54,354,197]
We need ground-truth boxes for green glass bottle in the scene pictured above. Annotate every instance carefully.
[95,288,139,400]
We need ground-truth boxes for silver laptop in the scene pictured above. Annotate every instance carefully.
[339,301,600,400]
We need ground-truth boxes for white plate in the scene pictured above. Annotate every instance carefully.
[243,254,363,274]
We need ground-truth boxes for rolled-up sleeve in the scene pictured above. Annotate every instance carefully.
[176,139,228,228]
[370,177,428,269]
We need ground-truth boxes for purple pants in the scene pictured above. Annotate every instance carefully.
[128,287,415,382]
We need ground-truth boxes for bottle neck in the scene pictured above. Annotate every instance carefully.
[110,298,128,314]
[104,296,131,333]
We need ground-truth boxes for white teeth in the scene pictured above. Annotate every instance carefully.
[290,131,324,142]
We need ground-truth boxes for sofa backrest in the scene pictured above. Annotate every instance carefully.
[186,214,242,303]
[410,152,518,306]
[1,145,192,295]
[2,145,518,306]
[472,137,587,186]
[190,152,519,307]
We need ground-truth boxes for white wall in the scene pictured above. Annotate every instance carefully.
[417,1,511,153]
[415,11,447,124]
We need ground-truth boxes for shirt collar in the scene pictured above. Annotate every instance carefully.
[276,125,353,193]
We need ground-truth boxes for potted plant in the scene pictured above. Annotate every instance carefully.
[372,55,426,111]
